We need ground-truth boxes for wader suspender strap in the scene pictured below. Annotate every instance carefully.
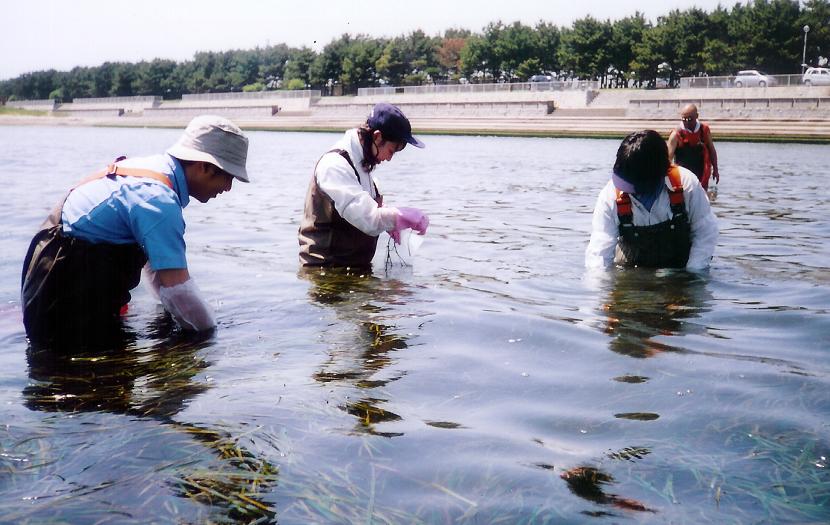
[329,149,361,184]
[666,166,686,217]
[38,161,173,233]
[328,148,381,198]
[76,163,173,190]
[615,165,686,224]
[615,190,634,230]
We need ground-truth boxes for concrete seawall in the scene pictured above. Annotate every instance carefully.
[4,86,830,142]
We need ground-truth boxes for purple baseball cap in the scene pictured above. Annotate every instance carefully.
[366,103,425,148]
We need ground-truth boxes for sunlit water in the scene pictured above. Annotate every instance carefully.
[1,125,828,523]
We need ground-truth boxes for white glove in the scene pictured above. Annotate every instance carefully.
[142,264,162,301]
[158,279,216,332]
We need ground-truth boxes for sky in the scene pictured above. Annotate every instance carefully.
[2,0,736,80]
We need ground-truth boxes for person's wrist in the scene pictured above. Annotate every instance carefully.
[382,206,400,232]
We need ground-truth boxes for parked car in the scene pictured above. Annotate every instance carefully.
[529,74,553,83]
[803,67,830,86]
[733,70,777,88]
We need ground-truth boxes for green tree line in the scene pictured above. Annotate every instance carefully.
[2,0,828,101]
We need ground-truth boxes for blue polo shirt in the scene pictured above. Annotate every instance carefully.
[61,154,190,270]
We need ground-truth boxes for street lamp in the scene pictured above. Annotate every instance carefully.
[802,25,810,74]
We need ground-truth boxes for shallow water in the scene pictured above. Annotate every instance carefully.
[1,125,829,523]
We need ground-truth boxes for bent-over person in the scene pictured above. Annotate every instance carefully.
[586,130,718,271]
[21,115,249,348]
[299,103,429,267]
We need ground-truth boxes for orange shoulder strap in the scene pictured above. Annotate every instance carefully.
[615,188,633,217]
[667,165,683,188]
[76,163,173,189]
[666,165,685,207]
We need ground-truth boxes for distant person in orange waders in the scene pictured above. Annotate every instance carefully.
[667,104,720,191]
[21,116,249,349]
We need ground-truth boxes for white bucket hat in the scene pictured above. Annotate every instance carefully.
[167,115,250,182]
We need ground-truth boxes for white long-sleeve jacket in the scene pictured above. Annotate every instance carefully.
[585,166,719,271]
[314,129,399,235]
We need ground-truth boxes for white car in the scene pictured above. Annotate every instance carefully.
[529,74,554,83]
[733,70,777,88]
[803,67,830,86]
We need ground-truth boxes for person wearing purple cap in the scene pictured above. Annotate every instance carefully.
[299,102,429,267]
[585,130,718,271]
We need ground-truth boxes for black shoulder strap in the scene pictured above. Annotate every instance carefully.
[327,148,360,184]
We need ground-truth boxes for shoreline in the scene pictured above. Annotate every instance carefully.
[2,113,830,144]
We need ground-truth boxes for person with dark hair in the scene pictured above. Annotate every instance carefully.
[299,103,429,267]
[667,104,719,190]
[585,129,718,270]
[21,115,250,347]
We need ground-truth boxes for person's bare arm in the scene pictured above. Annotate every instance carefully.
[704,132,719,182]
[667,130,679,161]
[156,268,190,287]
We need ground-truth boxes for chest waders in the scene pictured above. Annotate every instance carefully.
[21,163,173,348]
[299,149,383,267]
[674,124,712,189]
[614,166,692,268]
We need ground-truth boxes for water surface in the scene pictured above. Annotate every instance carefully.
[1,125,828,523]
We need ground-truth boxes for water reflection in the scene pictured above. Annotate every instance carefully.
[4,129,829,523]
[24,316,210,416]
[561,465,655,515]
[556,445,656,516]
[597,269,714,358]
[301,267,414,438]
[20,314,278,523]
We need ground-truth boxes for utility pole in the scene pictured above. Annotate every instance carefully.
[802,25,810,74]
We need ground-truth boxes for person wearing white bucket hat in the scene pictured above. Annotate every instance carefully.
[167,115,249,184]
[21,115,249,348]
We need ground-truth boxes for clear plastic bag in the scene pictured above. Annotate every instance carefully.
[381,229,426,267]
[707,180,718,202]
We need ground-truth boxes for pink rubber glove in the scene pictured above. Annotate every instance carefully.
[390,207,429,245]
[396,207,429,234]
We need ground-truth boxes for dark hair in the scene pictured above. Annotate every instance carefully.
[177,159,224,176]
[358,123,386,172]
[613,130,670,193]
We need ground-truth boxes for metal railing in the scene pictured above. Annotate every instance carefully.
[7,99,57,109]
[358,80,599,97]
[680,74,811,89]
[182,90,320,102]
[72,96,161,105]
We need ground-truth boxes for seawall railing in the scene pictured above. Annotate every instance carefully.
[72,96,160,107]
[181,90,320,102]
[679,74,818,89]
[358,80,599,97]
[628,96,830,119]
[7,99,58,111]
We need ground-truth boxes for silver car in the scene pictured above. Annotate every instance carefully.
[529,74,553,83]
[803,67,830,86]
[733,70,777,88]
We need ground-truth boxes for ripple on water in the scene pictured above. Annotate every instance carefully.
[0,129,828,523]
